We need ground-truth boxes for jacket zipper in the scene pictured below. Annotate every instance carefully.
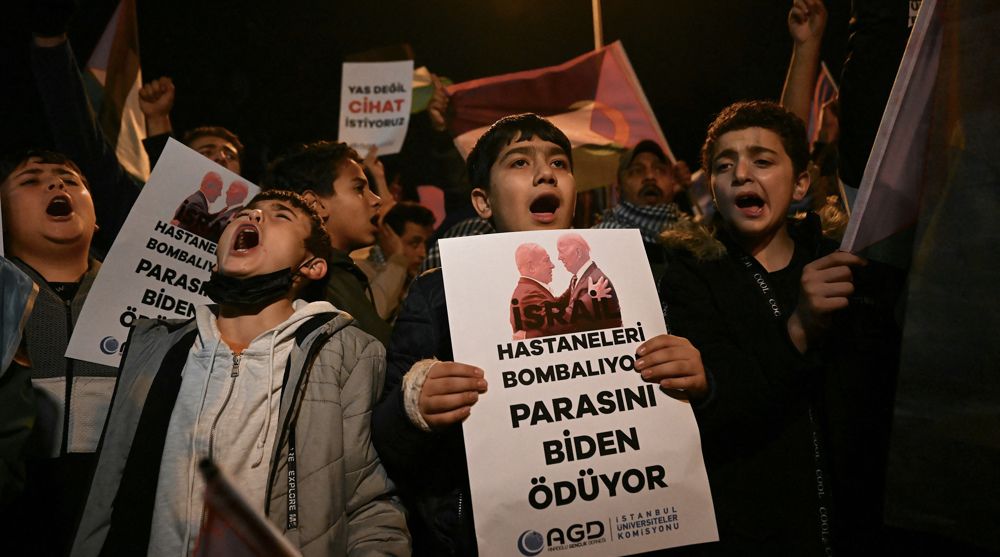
[201,352,241,529]
[208,352,241,461]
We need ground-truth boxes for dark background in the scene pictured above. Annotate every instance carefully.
[1,0,850,184]
[4,2,1000,553]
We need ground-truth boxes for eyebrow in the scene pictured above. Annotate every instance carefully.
[247,201,298,216]
[499,144,568,163]
[12,167,80,180]
[270,202,297,214]
[714,145,779,163]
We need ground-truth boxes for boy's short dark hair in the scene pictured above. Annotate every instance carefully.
[0,149,89,188]
[701,101,810,177]
[261,141,361,197]
[182,126,245,165]
[383,201,436,236]
[244,189,332,262]
[466,113,573,192]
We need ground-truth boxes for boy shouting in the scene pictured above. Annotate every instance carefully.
[661,101,899,554]
[72,191,409,557]
[372,114,706,556]
[0,149,137,555]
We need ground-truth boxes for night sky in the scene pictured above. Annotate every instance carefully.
[2,0,850,184]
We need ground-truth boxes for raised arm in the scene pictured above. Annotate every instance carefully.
[780,0,828,124]
[29,33,140,255]
[138,77,174,138]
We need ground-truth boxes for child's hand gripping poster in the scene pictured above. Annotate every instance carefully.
[440,229,717,557]
[66,138,259,367]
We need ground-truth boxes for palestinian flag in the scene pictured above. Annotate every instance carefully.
[82,0,150,180]
[445,41,671,192]
[840,0,944,253]
[807,61,839,146]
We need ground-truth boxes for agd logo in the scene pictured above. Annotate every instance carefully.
[548,521,605,548]
[99,336,120,355]
[516,530,544,556]
[517,521,606,554]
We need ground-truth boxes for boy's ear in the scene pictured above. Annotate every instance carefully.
[301,191,329,220]
[471,188,493,220]
[792,169,810,202]
[299,257,327,281]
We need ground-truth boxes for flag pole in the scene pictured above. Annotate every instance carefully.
[592,0,604,50]
[592,0,605,208]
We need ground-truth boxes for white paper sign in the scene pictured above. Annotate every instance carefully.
[66,139,259,367]
[441,229,717,557]
[338,60,414,158]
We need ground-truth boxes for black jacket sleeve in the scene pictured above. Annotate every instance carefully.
[371,270,464,487]
[29,40,141,257]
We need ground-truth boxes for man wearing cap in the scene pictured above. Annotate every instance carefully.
[594,140,690,281]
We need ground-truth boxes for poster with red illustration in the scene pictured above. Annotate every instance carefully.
[66,139,259,367]
[441,229,717,557]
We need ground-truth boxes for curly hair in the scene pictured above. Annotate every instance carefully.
[701,101,810,177]
[244,189,332,262]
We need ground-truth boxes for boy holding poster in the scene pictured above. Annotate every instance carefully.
[372,114,707,556]
[660,101,900,554]
[71,190,409,556]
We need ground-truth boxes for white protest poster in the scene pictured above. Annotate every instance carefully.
[66,138,258,367]
[338,60,414,158]
[441,229,717,557]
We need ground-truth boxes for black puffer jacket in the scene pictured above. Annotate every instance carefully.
[659,213,903,555]
[372,269,478,557]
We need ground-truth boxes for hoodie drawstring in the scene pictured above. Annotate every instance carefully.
[183,337,222,553]
[251,328,280,468]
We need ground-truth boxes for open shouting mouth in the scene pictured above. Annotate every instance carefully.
[46,195,73,218]
[735,192,765,216]
[530,194,561,224]
[232,224,260,252]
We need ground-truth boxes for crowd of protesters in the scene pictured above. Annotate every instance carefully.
[0,0,928,555]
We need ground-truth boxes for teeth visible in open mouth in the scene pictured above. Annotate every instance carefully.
[530,194,560,214]
[234,227,259,251]
[736,194,764,209]
[46,197,72,217]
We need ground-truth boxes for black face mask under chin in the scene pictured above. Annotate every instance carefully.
[203,258,317,306]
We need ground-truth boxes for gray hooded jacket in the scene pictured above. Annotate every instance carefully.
[71,309,410,557]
